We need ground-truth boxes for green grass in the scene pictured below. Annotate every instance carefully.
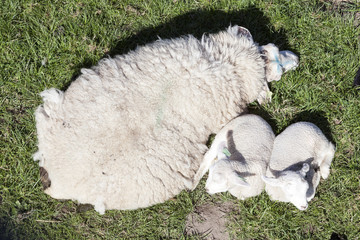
[1,0,360,239]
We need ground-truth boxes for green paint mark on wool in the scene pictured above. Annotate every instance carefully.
[222,147,231,158]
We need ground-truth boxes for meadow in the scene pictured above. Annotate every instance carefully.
[1,0,359,239]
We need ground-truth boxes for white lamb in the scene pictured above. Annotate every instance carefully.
[34,25,298,213]
[262,122,335,211]
[202,114,275,200]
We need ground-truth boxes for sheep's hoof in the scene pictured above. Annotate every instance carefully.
[39,167,51,190]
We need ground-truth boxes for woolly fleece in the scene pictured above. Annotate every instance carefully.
[34,26,271,212]
[264,122,335,208]
[204,114,275,199]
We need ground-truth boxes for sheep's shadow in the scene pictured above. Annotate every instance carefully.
[226,130,255,178]
[246,106,277,134]
[63,6,293,90]
[248,108,334,145]
[289,110,335,144]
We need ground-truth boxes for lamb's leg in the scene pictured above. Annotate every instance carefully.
[191,145,218,190]
[319,143,335,179]
[192,134,228,190]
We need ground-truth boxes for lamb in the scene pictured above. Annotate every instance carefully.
[34,25,298,213]
[202,114,275,200]
[262,122,335,211]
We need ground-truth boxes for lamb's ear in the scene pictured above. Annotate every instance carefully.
[216,141,229,160]
[227,25,253,41]
[233,176,251,187]
[261,176,283,187]
[299,163,310,177]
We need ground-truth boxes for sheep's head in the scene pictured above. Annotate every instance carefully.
[260,44,299,82]
[205,160,250,195]
[262,163,310,211]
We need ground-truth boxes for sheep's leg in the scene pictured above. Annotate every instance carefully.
[257,84,272,104]
[94,197,106,215]
[39,88,65,119]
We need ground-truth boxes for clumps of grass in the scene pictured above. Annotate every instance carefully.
[1,0,359,239]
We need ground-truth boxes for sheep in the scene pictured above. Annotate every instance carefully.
[34,25,298,213]
[201,114,275,200]
[262,122,335,211]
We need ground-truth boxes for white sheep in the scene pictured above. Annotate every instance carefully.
[262,122,335,211]
[34,25,298,213]
[201,114,275,200]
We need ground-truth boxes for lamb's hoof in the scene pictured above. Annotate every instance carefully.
[39,167,51,190]
[320,167,330,179]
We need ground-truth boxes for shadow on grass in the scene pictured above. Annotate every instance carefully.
[63,6,293,90]
[248,107,334,144]
[289,110,335,144]
[330,232,348,240]
[247,104,278,133]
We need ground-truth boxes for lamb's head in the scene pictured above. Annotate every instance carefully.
[205,160,250,195]
[262,163,310,211]
[260,43,299,82]
[205,142,250,195]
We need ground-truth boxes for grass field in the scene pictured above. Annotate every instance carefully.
[1,0,360,239]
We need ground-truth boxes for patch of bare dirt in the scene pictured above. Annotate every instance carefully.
[185,201,234,240]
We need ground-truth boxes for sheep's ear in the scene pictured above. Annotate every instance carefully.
[299,163,310,177]
[227,25,253,40]
[259,43,277,57]
[279,50,299,72]
[261,176,283,187]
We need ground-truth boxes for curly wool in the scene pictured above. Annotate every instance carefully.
[34,26,268,212]
[204,114,275,200]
